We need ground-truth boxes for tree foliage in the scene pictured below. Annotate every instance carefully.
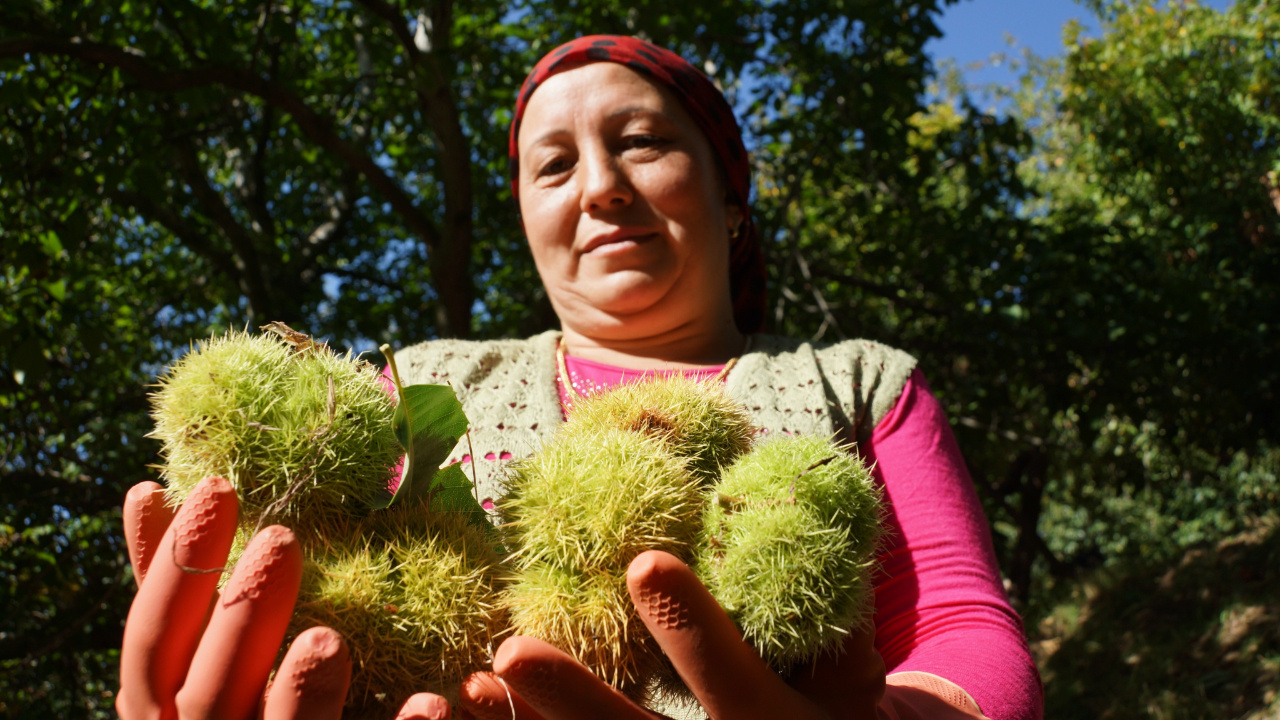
[1,0,1277,716]
[1008,0,1279,578]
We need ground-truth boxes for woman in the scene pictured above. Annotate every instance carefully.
[116,36,1042,720]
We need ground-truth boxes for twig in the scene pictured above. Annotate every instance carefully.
[789,455,837,496]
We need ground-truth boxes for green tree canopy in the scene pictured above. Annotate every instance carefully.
[1008,0,1278,575]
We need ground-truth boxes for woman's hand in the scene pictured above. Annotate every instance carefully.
[457,550,886,720]
[116,476,451,720]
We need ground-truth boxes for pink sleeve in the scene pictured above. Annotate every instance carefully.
[863,369,1043,720]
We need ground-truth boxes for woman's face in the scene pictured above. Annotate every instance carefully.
[516,62,741,340]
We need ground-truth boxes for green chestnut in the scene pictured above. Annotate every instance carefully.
[697,434,883,671]
[501,425,702,699]
[560,374,758,484]
[150,328,400,532]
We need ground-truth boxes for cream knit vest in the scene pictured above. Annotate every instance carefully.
[394,329,917,513]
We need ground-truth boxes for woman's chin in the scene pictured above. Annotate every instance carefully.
[558,278,683,328]
[582,293,668,321]
[581,273,676,312]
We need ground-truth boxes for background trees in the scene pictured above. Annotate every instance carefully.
[1003,3,1279,714]
[1,0,1276,717]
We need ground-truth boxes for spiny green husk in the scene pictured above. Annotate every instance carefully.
[290,500,507,716]
[500,426,703,696]
[695,434,883,672]
[149,329,399,530]
[562,375,758,484]
[153,328,506,715]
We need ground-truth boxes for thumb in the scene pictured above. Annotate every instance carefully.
[123,481,177,588]
[626,550,825,720]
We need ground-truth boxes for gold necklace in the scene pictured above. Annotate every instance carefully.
[556,335,752,401]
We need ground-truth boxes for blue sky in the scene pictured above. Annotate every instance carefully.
[928,0,1236,91]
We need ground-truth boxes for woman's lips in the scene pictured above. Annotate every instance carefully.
[581,231,658,256]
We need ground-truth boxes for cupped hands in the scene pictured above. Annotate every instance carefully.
[118,476,885,720]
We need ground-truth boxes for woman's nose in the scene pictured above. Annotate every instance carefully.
[579,150,633,212]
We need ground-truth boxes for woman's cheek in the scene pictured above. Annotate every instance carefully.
[657,156,719,219]
[523,189,571,244]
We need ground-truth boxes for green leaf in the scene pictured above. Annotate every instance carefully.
[44,280,66,302]
[394,383,469,481]
[429,462,488,522]
[375,345,488,530]
[39,230,63,258]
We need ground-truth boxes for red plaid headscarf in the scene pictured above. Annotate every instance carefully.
[509,35,768,334]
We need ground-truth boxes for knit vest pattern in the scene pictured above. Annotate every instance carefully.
[394,330,917,513]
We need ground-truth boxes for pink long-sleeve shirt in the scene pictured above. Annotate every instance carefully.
[554,356,1043,720]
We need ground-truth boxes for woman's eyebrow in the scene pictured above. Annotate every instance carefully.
[525,106,669,150]
[608,105,665,121]
[525,127,571,150]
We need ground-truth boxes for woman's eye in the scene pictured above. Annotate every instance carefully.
[539,158,572,176]
[625,134,664,150]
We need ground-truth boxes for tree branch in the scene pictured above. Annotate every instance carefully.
[779,162,846,340]
[293,170,359,283]
[354,0,416,53]
[0,36,444,253]
[241,100,278,238]
[169,139,277,320]
[241,31,282,239]
[355,0,473,337]
[107,188,243,285]
[247,0,275,75]
[327,264,398,290]
[791,244,845,341]
[806,265,952,317]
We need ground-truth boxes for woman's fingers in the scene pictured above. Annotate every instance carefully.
[488,636,658,720]
[262,627,352,720]
[394,693,453,720]
[123,481,177,588]
[175,524,303,720]
[117,476,239,720]
[626,550,826,720]
[459,669,545,720]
